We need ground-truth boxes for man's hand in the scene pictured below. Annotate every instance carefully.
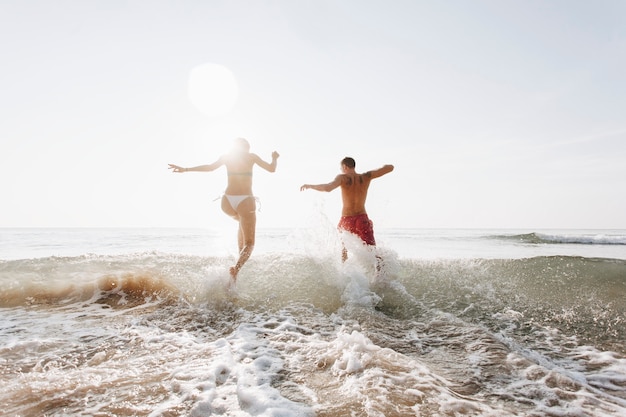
[168,164,186,173]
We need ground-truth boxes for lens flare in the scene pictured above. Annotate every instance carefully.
[188,63,239,117]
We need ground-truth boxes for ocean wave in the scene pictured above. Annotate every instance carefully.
[2,252,624,353]
[2,251,626,416]
[494,232,626,245]
[0,253,188,308]
[2,252,625,306]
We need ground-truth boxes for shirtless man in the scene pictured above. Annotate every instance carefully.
[169,138,279,283]
[300,157,394,261]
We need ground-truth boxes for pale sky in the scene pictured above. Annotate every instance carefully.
[1,0,625,230]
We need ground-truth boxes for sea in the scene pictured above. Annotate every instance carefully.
[1,227,625,416]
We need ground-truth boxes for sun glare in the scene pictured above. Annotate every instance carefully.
[188,63,239,117]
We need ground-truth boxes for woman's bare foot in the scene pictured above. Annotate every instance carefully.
[229,266,238,284]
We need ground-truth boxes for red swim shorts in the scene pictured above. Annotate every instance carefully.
[338,213,376,246]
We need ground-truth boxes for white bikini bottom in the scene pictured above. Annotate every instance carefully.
[224,194,254,210]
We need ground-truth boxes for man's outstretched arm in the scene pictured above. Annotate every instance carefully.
[300,175,342,192]
[369,164,394,179]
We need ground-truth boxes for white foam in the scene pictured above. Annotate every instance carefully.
[299,327,513,415]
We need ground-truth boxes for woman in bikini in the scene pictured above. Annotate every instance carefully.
[169,138,279,283]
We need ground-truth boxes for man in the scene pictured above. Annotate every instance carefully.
[169,138,279,284]
[300,157,394,262]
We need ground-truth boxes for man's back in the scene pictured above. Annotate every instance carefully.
[339,172,372,216]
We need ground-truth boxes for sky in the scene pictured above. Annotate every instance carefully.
[1,0,625,230]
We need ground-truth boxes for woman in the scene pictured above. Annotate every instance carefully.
[168,138,279,283]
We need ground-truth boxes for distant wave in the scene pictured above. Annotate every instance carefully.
[493,232,626,245]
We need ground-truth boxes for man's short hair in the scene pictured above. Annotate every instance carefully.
[341,157,356,168]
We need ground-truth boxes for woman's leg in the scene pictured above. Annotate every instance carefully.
[229,197,256,281]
